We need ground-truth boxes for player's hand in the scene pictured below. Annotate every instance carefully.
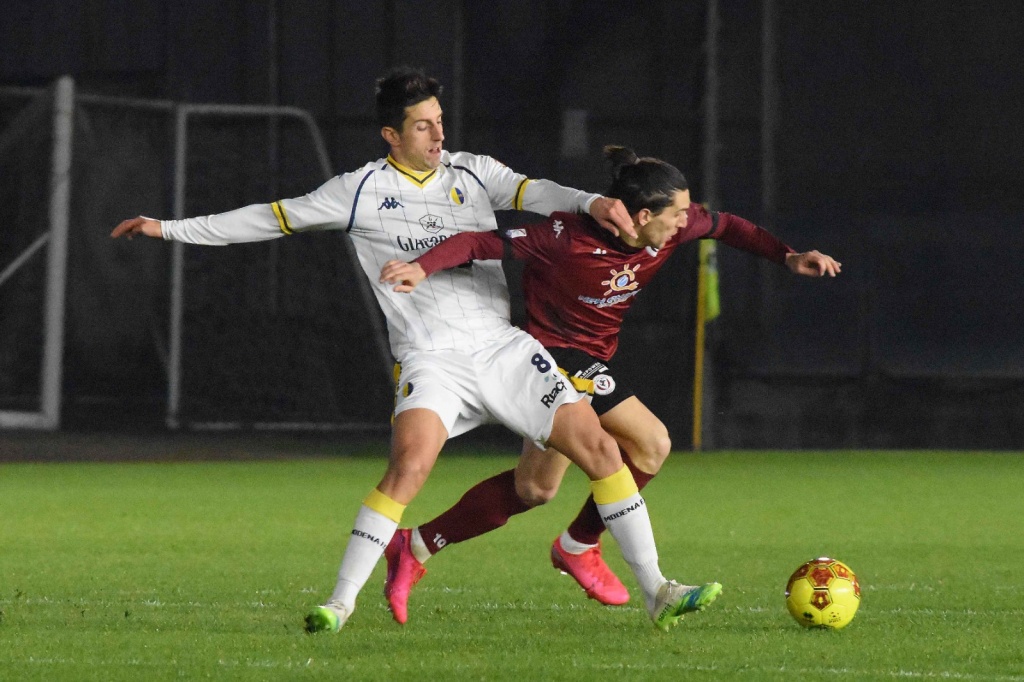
[785,250,842,277]
[379,260,426,293]
[589,197,636,239]
[110,216,163,239]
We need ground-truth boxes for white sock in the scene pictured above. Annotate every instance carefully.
[329,505,398,609]
[410,527,432,564]
[558,530,597,555]
[595,492,666,611]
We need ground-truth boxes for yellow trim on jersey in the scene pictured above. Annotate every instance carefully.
[386,155,438,187]
[271,201,294,235]
[513,178,532,210]
[559,368,595,396]
[591,465,639,505]
[363,488,406,523]
[390,363,402,426]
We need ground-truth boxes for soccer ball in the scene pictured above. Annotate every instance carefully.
[785,557,861,629]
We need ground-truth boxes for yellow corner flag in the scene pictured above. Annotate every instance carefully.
[693,239,720,451]
[700,240,720,322]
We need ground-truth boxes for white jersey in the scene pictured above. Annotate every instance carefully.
[161,151,599,360]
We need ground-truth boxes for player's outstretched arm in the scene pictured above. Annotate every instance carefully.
[110,217,162,240]
[784,250,842,277]
[588,197,636,239]
[381,230,505,294]
[379,260,427,293]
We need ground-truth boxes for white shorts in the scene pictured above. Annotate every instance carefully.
[393,327,585,447]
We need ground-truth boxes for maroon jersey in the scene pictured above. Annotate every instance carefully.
[415,204,794,360]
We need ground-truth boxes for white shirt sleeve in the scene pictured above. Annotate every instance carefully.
[160,204,282,245]
[452,152,599,216]
[159,173,357,245]
[520,178,599,216]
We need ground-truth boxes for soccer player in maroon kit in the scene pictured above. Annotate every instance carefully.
[378,146,840,622]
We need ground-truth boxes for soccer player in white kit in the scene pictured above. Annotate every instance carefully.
[111,67,718,632]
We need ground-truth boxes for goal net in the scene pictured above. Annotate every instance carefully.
[0,78,394,432]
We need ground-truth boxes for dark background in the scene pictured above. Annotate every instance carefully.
[2,0,1023,449]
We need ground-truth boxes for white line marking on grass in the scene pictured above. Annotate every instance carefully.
[881,607,1024,617]
[216,658,328,670]
[21,657,177,668]
[477,600,598,612]
[722,605,1024,619]
[16,657,325,671]
[0,597,220,608]
[585,662,1024,681]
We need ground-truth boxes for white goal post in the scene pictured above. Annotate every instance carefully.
[0,76,74,429]
[0,76,392,431]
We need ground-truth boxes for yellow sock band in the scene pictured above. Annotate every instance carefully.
[363,488,406,523]
[591,465,639,505]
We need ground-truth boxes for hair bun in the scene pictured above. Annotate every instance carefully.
[603,145,639,179]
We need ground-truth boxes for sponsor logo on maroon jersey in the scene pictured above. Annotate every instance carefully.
[577,291,641,308]
[601,264,642,296]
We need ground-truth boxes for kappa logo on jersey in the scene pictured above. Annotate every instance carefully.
[450,187,466,205]
[506,228,527,239]
[419,214,444,233]
[593,374,616,396]
[593,248,607,255]
[552,220,564,238]
[378,197,404,210]
[602,263,642,295]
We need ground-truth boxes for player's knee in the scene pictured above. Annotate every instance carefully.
[386,449,437,491]
[630,429,672,473]
[568,428,623,477]
[592,429,623,468]
[387,465,431,495]
[514,475,560,507]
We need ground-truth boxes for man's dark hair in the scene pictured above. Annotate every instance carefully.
[375,66,443,130]
[603,145,688,215]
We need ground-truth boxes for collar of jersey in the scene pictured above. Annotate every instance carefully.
[386,155,440,187]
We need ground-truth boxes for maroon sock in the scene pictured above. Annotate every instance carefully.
[566,449,657,546]
[418,469,530,555]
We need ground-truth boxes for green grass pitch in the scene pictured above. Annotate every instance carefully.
[1,447,1022,680]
